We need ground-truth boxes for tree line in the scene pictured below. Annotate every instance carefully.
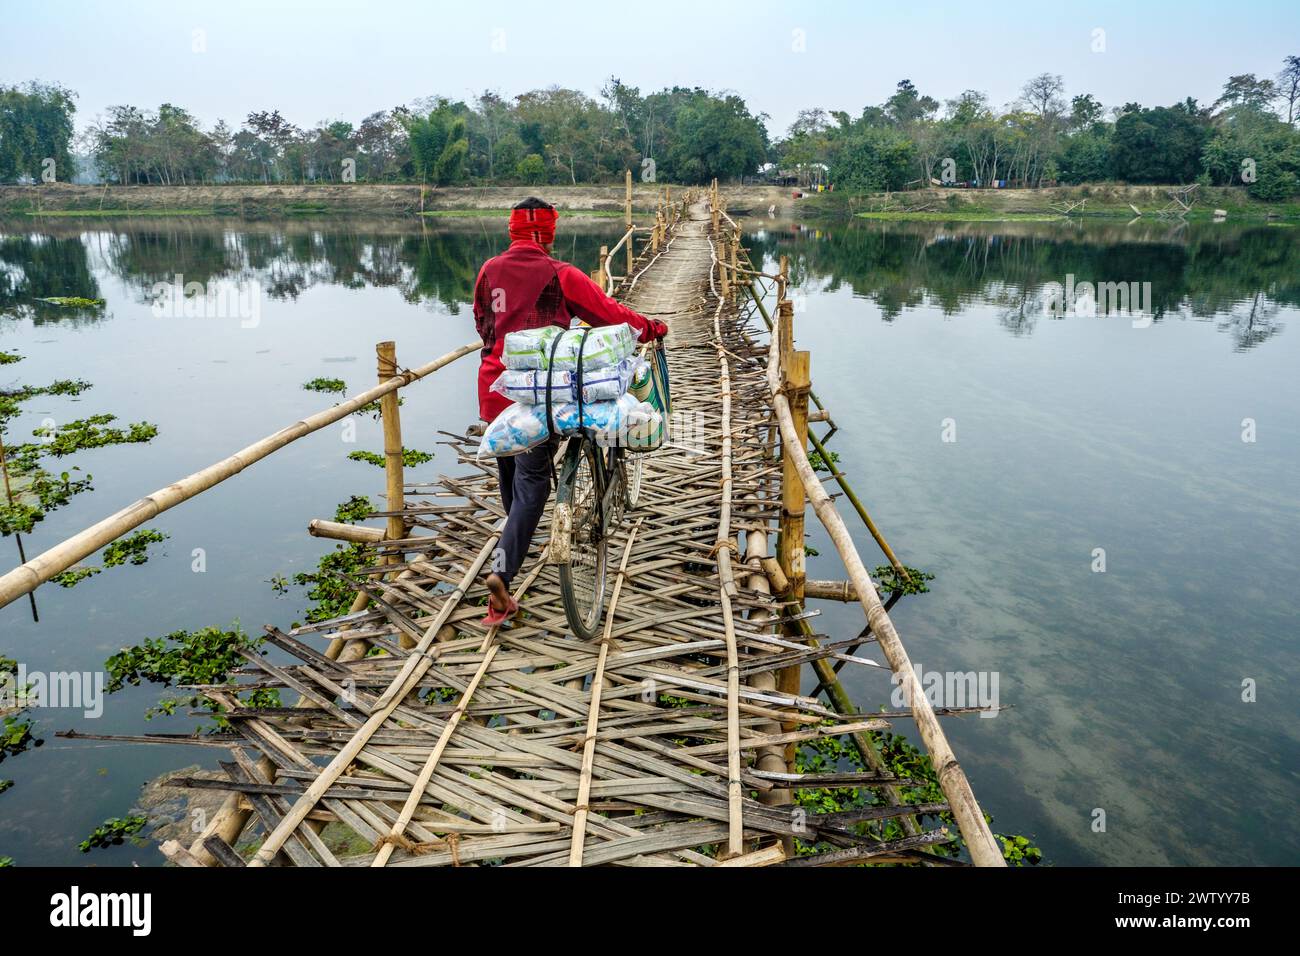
[0,79,768,188]
[1,59,1297,196]
[784,59,1300,200]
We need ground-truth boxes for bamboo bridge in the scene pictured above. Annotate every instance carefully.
[4,176,1006,867]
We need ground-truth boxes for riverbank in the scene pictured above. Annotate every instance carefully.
[0,182,794,221]
[0,183,775,219]
[5,181,1293,225]
[786,183,1300,222]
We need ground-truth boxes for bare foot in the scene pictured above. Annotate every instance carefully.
[485,573,509,612]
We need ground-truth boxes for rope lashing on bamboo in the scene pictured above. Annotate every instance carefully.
[372,831,462,866]
[707,539,740,558]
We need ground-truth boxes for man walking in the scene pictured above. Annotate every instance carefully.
[473,197,666,625]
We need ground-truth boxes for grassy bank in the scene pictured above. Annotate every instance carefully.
[790,183,1300,223]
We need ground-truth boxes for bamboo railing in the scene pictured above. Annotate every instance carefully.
[709,182,1005,867]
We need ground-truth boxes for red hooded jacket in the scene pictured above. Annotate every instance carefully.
[472,239,663,421]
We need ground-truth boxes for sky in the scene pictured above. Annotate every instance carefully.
[2,0,1298,137]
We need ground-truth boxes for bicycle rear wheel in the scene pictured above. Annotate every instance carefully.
[555,438,608,640]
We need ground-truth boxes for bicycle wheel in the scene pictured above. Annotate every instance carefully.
[555,438,608,640]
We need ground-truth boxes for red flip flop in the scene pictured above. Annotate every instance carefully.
[481,595,519,628]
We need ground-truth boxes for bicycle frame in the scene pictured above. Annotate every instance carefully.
[554,436,624,538]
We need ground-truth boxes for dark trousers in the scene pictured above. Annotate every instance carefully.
[493,439,557,587]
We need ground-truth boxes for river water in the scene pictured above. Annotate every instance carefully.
[1,215,1296,866]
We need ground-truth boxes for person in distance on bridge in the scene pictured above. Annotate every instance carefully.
[474,197,667,626]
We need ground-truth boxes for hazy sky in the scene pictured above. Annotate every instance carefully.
[3,0,1297,137]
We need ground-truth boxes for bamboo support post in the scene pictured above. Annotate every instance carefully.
[729,232,739,302]
[777,316,810,728]
[376,342,406,547]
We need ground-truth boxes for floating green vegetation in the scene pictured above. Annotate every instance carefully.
[347,448,434,468]
[34,296,105,307]
[301,378,401,419]
[0,351,21,366]
[29,414,158,458]
[0,380,93,424]
[78,815,147,852]
[50,565,100,588]
[1,403,157,535]
[808,449,840,473]
[51,529,169,588]
[276,496,376,624]
[873,564,935,597]
[303,377,347,395]
[0,856,12,867]
[104,624,279,727]
[1,713,40,763]
[793,724,1042,866]
[334,494,375,524]
[0,779,12,795]
[357,396,402,418]
[103,528,167,567]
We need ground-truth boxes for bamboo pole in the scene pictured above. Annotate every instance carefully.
[777,347,810,720]
[570,519,642,865]
[376,342,406,546]
[765,309,1005,867]
[743,527,794,856]
[711,231,746,860]
[625,168,634,276]
[0,340,479,610]
[307,519,385,544]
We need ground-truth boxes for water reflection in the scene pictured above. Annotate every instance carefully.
[745,220,1294,350]
[0,219,622,325]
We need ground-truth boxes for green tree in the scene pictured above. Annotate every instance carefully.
[404,100,469,186]
[516,152,545,184]
[0,82,77,183]
[1112,105,1209,183]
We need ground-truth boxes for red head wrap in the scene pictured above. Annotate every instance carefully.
[508,205,559,245]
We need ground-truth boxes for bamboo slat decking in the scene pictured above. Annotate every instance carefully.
[60,191,1003,867]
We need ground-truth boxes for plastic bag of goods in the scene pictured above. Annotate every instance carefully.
[501,323,637,372]
[490,355,643,405]
[552,392,662,448]
[476,393,663,458]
